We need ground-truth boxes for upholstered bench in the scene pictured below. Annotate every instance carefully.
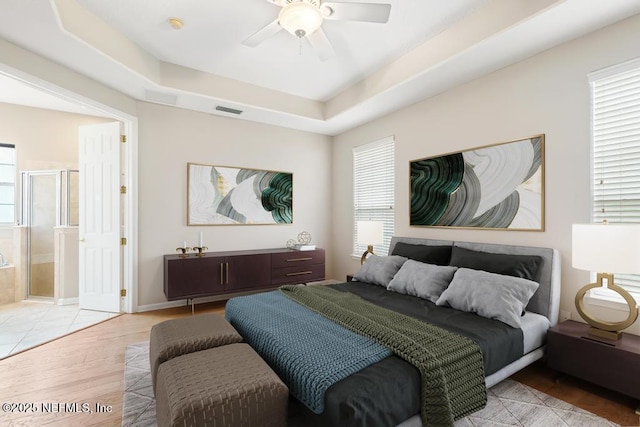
[149,313,243,392]
[155,343,289,427]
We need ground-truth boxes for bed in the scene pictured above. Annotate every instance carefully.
[225,237,561,427]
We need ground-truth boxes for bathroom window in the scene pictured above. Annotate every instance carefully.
[0,144,16,224]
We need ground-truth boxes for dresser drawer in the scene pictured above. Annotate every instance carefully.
[271,249,325,269]
[271,263,325,285]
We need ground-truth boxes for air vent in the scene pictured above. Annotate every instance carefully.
[215,105,243,115]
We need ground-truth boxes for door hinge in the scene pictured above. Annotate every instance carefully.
[121,237,127,245]
[120,185,127,194]
[120,135,126,143]
[120,289,127,297]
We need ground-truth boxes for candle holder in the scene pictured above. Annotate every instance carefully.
[192,246,208,257]
[176,247,191,258]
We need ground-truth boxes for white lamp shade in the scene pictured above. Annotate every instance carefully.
[278,2,323,37]
[572,223,640,274]
[357,221,384,246]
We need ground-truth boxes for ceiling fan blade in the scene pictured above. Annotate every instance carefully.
[307,28,335,62]
[242,19,283,47]
[321,2,391,23]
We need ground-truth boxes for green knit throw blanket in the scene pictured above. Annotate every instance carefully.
[280,285,487,427]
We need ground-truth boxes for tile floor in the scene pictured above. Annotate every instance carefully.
[0,301,119,359]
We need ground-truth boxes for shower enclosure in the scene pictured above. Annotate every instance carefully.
[20,169,79,300]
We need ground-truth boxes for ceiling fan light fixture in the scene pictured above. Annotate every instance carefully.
[278,1,323,38]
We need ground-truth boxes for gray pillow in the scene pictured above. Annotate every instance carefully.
[435,268,539,328]
[387,260,458,303]
[391,242,452,266]
[353,255,407,287]
[448,246,542,281]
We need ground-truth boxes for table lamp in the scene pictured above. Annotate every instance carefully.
[357,221,384,265]
[572,223,640,340]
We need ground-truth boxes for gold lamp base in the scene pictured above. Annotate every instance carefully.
[585,326,621,341]
[360,245,375,265]
[575,273,639,340]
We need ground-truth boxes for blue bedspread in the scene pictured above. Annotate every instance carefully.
[225,290,392,413]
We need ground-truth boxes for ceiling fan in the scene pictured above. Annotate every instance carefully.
[242,0,392,61]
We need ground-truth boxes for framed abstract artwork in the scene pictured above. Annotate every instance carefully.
[410,134,544,230]
[187,163,293,225]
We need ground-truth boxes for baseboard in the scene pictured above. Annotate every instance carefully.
[136,300,188,312]
[56,297,78,306]
[136,290,274,313]
[136,295,230,313]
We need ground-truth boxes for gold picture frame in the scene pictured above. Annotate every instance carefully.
[187,163,293,225]
[409,134,545,231]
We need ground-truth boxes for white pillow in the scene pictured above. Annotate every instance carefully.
[435,268,539,328]
[387,260,458,303]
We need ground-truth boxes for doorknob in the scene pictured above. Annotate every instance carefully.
[79,238,85,242]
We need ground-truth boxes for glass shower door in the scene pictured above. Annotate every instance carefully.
[27,173,58,299]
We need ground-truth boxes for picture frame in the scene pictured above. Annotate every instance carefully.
[187,163,293,225]
[409,134,544,231]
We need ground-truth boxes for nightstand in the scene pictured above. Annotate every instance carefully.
[547,320,640,413]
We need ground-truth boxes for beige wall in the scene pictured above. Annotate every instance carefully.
[331,14,640,334]
[136,102,332,308]
[2,103,78,171]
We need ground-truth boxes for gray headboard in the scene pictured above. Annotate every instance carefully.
[388,237,561,325]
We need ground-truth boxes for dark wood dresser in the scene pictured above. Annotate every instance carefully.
[164,248,325,305]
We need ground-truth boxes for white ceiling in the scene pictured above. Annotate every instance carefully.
[75,0,487,101]
[0,0,639,135]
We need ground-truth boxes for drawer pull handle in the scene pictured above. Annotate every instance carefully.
[220,263,224,285]
[286,271,313,276]
[286,257,313,262]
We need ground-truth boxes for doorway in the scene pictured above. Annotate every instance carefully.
[0,71,137,359]
[0,67,138,315]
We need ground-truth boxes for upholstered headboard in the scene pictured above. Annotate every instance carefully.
[388,237,561,325]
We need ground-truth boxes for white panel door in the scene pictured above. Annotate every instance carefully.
[78,122,121,312]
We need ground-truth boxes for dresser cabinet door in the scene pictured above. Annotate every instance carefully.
[225,254,271,291]
[164,256,225,300]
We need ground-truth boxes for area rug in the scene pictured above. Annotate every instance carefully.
[122,342,618,427]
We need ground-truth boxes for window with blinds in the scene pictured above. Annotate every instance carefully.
[353,136,395,256]
[590,58,640,298]
[0,144,16,224]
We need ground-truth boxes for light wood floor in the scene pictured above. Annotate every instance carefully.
[0,301,638,427]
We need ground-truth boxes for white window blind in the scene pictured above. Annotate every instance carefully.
[0,144,15,224]
[353,136,395,256]
[590,58,640,297]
